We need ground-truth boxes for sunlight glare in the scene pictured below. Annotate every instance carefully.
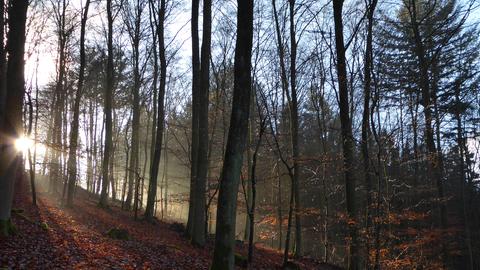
[15,136,34,152]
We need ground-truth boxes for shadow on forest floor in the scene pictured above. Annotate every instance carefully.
[0,178,334,269]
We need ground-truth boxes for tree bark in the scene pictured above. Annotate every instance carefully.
[125,0,143,211]
[145,0,166,220]
[361,0,377,265]
[50,0,68,195]
[99,0,115,207]
[0,0,28,235]
[287,0,302,257]
[187,0,200,236]
[66,0,90,207]
[332,1,359,269]
[211,0,253,268]
[191,0,212,246]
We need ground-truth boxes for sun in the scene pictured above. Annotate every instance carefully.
[14,136,35,152]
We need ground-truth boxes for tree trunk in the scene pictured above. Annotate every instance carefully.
[66,0,90,207]
[145,0,167,220]
[332,1,359,269]
[454,84,474,270]
[210,0,253,268]
[192,0,212,246]
[244,92,254,242]
[26,92,36,206]
[99,0,115,207]
[287,0,302,258]
[125,0,143,211]
[248,116,266,264]
[0,0,28,236]
[187,0,200,237]
[50,0,68,195]
[361,0,377,266]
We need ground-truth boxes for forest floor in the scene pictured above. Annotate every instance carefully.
[0,179,332,269]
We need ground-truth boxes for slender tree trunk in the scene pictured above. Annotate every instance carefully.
[26,92,36,206]
[50,0,68,196]
[148,0,159,212]
[332,1,359,269]
[187,0,200,236]
[454,84,474,270]
[192,0,212,246]
[287,0,303,257]
[162,128,169,219]
[211,0,253,268]
[99,0,115,207]
[145,0,167,220]
[244,93,254,242]
[248,117,266,264]
[362,0,377,266]
[125,0,143,211]
[276,160,283,251]
[121,120,130,208]
[66,0,90,207]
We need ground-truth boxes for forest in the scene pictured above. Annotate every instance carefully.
[1,0,480,269]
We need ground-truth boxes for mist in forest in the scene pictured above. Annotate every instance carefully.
[2,0,480,269]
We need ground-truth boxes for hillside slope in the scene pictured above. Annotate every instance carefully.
[0,179,335,269]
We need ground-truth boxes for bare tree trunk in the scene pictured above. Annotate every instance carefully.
[187,0,200,237]
[50,0,68,196]
[247,115,266,264]
[99,0,115,207]
[192,0,212,246]
[125,0,143,211]
[332,1,359,269]
[244,92,254,242]
[86,99,94,193]
[276,160,283,251]
[287,0,302,257]
[66,0,90,207]
[162,127,169,219]
[121,120,131,208]
[454,84,474,270]
[211,0,253,267]
[0,0,28,236]
[362,0,377,266]
[145,0,167,220]
[24,92,36,207]
[148,0,159,213]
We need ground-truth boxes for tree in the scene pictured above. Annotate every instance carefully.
[332,0,359,269]
[0,0,28,236]
[49,0,71,195]
[186,0,200,236]
[407,0,448,238]
[361,0,377,263]
[124,0,144,211]
[191,0,212,246]
[144,0,167,220]
[211,0,253,268]
[99,0,115,207]
[66,0,90,207]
